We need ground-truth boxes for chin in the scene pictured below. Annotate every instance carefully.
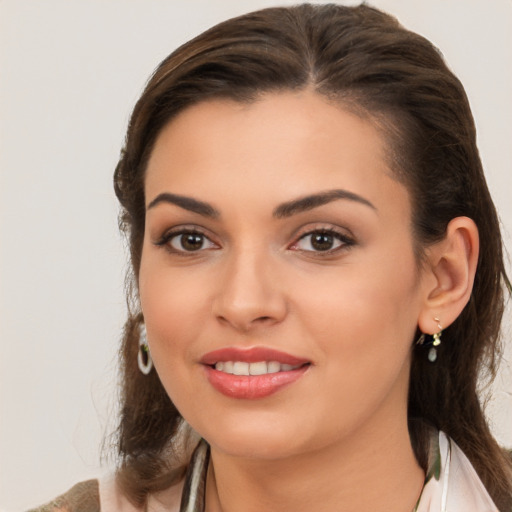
[192,411,312,460]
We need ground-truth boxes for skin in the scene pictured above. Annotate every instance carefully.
[139,90,478,512]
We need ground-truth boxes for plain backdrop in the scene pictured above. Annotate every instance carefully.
[1,1,511,510]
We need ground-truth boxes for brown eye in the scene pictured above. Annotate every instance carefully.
[169,232,215,252]
[292,229,353,253]
[310,233,335,251]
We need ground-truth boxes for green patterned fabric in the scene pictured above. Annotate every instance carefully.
[413,429,441,511]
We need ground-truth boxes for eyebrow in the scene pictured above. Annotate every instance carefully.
[147,188,376,219]
[147,193,220,218]
[273,189,377,218]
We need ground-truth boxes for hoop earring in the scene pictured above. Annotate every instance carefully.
[137,323,153,375]
[416,317,443,363]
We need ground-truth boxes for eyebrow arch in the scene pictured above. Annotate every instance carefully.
[273,189,377,218]
[147,192,220,218]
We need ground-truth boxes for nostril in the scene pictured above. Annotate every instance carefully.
[212,294,287,331]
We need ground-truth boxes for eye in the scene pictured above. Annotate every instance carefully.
[291,229,353,253]
[156,229,218,253]
[171,232,214,252]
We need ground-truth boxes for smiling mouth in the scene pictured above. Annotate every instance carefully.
[213,361,305,375]
[201,347,311,399]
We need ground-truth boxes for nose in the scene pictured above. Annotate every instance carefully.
[212,249,287,332]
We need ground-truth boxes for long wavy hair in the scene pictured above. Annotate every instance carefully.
[112,3,512,509]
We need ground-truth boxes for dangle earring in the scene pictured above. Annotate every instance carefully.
[416,317,443,363]
[137,323,153,375]
[429,318,442,363]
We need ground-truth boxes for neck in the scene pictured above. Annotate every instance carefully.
[205,417,424,512]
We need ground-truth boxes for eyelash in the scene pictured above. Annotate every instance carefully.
[154,226,355,255]
[154,227,218,254]
[290,227,355,254]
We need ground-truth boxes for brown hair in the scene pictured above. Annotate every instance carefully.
[113,3,512,509]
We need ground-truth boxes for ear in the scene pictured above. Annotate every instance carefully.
[418,217,479,334]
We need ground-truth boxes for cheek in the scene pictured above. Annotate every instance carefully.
[284,257,420,438]
[138,257,211,380]
[294,246,421,368]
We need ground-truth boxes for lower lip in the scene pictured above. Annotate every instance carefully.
[204,365,309,399]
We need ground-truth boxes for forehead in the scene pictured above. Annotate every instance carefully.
[144,90,409,218]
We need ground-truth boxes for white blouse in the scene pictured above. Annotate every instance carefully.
[415,432,498,511]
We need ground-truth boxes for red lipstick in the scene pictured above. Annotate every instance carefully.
[200,347,310,400]
[200,347,308,366]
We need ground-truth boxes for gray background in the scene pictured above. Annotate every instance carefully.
[1,1,511,510]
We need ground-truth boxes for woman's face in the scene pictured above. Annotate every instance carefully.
[139,91,431,459]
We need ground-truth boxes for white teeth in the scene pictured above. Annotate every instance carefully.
[232,362,250,376]
[214,360,302,375]
[249,361,268,375]
[267,361,281,373]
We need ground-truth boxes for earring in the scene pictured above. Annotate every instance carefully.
[137,323,153,375]
[416,317,443,363]
[428,317,442,362]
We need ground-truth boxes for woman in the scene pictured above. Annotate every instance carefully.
[32,3,512,511]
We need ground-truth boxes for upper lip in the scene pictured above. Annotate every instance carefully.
[200,347,310,366]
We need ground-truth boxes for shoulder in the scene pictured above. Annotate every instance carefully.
[26,476,183,512]
[26,480,100,512]
[99,475,183,512]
